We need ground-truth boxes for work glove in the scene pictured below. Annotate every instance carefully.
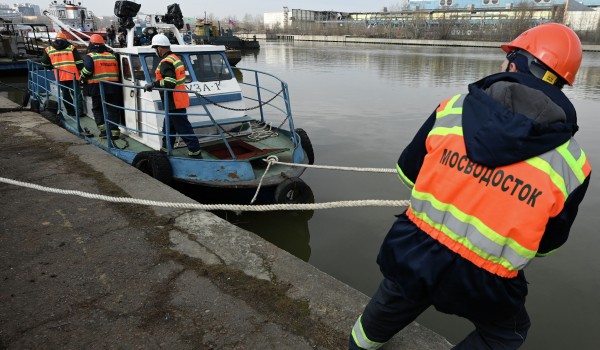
[143,83,154,92]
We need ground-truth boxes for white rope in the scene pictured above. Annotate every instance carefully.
[250,155,277,204]
[0,176,410,211]
[264,159,397,173]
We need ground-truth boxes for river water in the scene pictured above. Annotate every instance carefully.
[2,41,598,349]
[230,41,600,349]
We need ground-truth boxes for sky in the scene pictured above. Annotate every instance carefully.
[20,1,387,18]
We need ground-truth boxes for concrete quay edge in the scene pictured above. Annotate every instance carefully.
[0,96,452,349]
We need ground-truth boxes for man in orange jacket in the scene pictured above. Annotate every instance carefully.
[80,34,122,139]
[350,23,591,350]
[41,31,84,117]
[144,34,202,158]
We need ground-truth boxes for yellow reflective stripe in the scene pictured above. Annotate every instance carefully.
[557,141,588,183]
[53,61,75,67]
[525,157,568,199]
[436,94,463,118]
[164,77,178,84]
[428,125,463,137]
[396,164,414,189]
[351,315,384,349]
[412,190,536,263]
[92,73,119,81]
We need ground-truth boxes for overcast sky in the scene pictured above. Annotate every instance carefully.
[23,1,388,18]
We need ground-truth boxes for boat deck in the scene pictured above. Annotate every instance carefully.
[64,115,302,186]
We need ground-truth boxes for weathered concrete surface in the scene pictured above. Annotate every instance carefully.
[0,96,452,349]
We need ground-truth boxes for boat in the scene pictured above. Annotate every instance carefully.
[134,10,243,67]
[43,0,105,41]
[225,48,241,66]
[0,19,51,74]
[26,0,314,204]
[193,19,260,51]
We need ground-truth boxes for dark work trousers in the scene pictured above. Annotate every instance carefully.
[91,93,121,132]
[161,108,201,152]
[349,277,531,350]
[58,80,83,116]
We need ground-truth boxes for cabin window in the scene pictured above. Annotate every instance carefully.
[121,57,132,81]
[189,53,232,82]
[131,55,145,81]
[144,54,192,83]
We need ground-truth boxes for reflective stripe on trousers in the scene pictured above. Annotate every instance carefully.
[351,315,384,349]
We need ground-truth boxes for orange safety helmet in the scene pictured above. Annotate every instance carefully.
[501,23,582,85]
[55,32,67,40]
[89,34,105,44]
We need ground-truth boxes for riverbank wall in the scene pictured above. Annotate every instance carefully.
[239,33,600,52]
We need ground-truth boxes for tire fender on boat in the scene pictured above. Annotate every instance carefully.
[274,177,314,204]
[21,92,30,108]
[42,98,59,114]
[132,151,173,185]
[295,128,314,165]
[30,99,40,112]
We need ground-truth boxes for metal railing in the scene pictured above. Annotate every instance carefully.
[27,60,299,161]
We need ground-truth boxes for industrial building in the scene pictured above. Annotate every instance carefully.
[264,0,600,31]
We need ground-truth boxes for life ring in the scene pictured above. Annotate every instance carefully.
[295,128,314,165]
[274,178,314,204]
[132,151,173,185]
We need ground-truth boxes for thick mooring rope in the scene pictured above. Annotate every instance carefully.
[0,176,410,211]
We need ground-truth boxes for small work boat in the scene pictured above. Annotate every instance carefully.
[43,0,105,41]
[26,0,314,204]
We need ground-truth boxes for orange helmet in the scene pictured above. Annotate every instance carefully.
[89,34,105,44]
[55,32,67,40]
[501,23,582,85]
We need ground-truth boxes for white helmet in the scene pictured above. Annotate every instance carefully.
[151,34,170,48]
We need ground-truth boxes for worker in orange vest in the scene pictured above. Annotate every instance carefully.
[144,34,202,158]
[80,34,122,139]
[350,23,591,350]
[41,31,84,117]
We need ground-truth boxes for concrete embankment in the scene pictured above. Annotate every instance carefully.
[239,33,600,52]
[0,96,452,349]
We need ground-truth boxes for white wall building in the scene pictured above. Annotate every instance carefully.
[264,11,288,29]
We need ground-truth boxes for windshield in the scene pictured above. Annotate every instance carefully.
[189,53,232,82]
[143,54,192,83]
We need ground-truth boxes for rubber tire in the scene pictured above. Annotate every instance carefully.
[43,98,58,113]
[132,151,173,186]
[30,99,40,112]
[21,92,30,107]
[295,128,314,165]
[274,178,314,204]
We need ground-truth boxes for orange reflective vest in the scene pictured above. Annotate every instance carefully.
[82,52,119,84]
[401,94,592,278]
[45,44,81,81]
[155,53,189,109]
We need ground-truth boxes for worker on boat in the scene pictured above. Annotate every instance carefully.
[80,34,122,139]
[350,23,591,350]
[144,33,202,158]
[41,31,84,118]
